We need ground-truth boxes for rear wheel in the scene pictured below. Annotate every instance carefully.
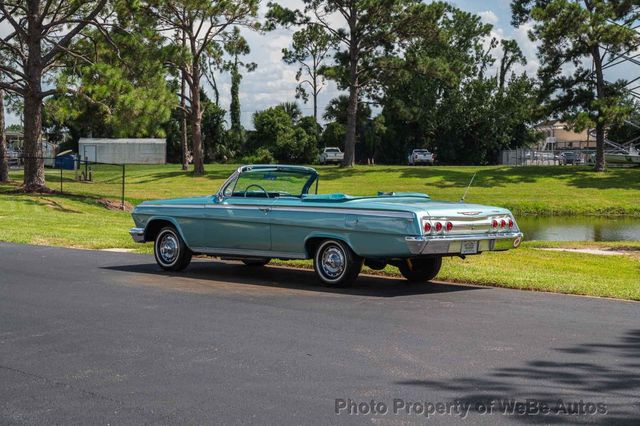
[242,258,271,266]
[313,239,362,287]
[399,257,442,283]
[154,226,192,271]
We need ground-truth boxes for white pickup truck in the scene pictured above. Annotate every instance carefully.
[318,147,344,165]
[408,149,435,165]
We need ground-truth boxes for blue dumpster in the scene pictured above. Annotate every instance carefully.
[54,153,78,170]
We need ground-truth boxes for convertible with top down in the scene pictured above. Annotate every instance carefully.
[130,165,523,286]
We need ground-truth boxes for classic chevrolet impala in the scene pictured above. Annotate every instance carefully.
[130,165,523,286]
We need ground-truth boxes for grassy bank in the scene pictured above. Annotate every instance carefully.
[0,182,638,300]
[5,163,640,216]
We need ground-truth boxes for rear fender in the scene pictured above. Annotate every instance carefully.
[303,232,357,257]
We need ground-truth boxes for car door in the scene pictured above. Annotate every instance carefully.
[204,195,273,251]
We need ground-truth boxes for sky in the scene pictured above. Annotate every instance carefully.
[1,0,636,129]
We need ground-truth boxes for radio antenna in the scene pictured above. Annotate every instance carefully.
[460,172,477,202]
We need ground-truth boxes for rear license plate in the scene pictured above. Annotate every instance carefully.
[461,241,478,254]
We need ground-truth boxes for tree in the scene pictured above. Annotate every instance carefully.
[45,27,175,142]
[223,26,256,152]
[512,0,640,171]
[376,3,539,164]
[497,39,526,92]
[282,25,333,125]
[141,0,258,175]
[0,0,109,191]
[279,101,303,122]
[0,89,7,182]
[607,98,640,146]
[251,105,318,163]
[268,0,420,167]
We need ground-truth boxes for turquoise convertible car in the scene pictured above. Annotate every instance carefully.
[130,165,522,286]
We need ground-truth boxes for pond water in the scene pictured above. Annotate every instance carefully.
[516,216,640,242]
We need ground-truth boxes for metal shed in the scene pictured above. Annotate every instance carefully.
[78,138,166,164]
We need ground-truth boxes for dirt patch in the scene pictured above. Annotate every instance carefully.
[535,247,636,256]
[98,198,133,212]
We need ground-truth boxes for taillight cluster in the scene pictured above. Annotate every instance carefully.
[423,220,453,235]
[491,217,515,232]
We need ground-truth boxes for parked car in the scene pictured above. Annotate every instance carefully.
[408,149,435,165]
[130,165,523,286]
[318,147,344,165]
[560,151,585,165]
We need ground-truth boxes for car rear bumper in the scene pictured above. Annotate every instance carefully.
[129,227,145,243]
[405,232,523,255]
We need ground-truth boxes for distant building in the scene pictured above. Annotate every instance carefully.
[534,120,596,150]
[6,131,25,150]
[6,130,57,162]
[78,138,166,164]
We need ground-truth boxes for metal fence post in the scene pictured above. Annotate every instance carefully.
[121,164,125,210]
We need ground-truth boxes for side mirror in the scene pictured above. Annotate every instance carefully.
[214,193,224,203]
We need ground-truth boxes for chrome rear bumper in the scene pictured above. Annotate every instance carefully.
[129,227,145,243]
[405,232,523,255]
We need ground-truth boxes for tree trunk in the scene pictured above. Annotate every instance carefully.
[190,67,204,175]
[0,89,8,183]
[342,44,358,168]
[23,1,46,191]
[180,26,188,171]
[313,90,318,127]
[180,72,188,171]
[592,45,606,172]
[23,89,45,190]
[312,77,319,143]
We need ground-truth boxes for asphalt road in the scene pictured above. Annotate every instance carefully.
[0,243,639,425]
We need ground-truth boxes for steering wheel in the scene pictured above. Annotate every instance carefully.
[243,184,270,198]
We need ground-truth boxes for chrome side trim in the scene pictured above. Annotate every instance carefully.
[129,227,145,243]
[191,247,307,260]
[270,206,414,219]
[141,203,415,219]
[204,204,268,211]
[137,204,204,209]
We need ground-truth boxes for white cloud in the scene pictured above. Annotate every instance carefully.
[478,10,499,26]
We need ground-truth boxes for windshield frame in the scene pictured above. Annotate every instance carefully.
[216,165,319,199]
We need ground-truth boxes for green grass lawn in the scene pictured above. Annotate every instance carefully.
[6,163,640,215]
[1,164,639,301]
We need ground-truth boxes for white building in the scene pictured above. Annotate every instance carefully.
[78,138,166,164]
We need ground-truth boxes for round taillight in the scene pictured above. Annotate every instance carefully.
[500,219,507,229]
[446,222,453,232]
[435,222,443,232]
[508,219,514,229]
[492,219,498,229]
[424,222,431,233]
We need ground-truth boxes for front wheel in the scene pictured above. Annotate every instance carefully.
[154,226,192,271]
[313,240,362,287]
[399,257,442,283]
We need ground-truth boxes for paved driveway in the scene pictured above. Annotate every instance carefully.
[0,243,638,424]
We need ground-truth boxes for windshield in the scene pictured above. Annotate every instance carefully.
[325,148,340,153]
[224,169,317,198]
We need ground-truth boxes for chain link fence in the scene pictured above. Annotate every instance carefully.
[500,148,596,166]
[2,156,127,210]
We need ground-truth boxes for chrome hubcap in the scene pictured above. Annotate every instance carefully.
[321,246,345,279]
[159,233,178,264]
